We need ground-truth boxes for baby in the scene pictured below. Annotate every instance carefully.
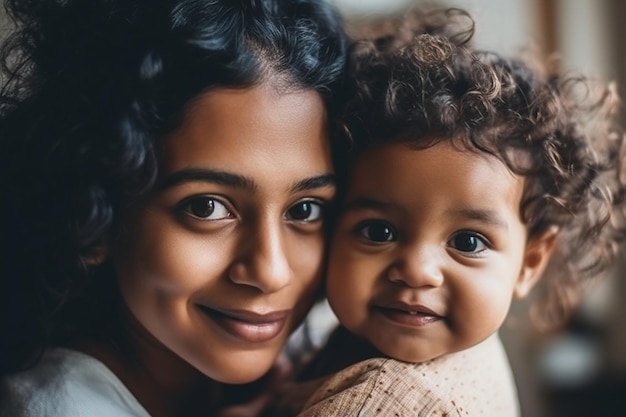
[268,8,626,417]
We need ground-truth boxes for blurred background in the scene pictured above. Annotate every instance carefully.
[328,1,626,416]
[1,1,624,416]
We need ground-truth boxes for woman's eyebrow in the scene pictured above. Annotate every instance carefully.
[290,174,336,193]
[158,169,335,193]
[158,168,256,191]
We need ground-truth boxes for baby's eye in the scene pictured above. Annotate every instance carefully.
[358,221,396,243]
[285,200,324,222]
[179,196,232,220]
[448,232,489,253]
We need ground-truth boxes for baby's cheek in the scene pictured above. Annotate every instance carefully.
[453,285,512,343]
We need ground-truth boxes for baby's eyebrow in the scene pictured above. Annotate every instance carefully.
[446,208,509,229]
[342,196,390,211]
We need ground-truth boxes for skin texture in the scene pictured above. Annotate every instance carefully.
[327,141,556,363]
[102,83,335,413]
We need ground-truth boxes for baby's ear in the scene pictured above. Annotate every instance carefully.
[514,226,559,299]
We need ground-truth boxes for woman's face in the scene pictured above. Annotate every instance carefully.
[111,84,335,383]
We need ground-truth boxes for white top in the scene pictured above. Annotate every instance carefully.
[0,348,150,417]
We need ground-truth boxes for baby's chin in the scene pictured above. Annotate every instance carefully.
[367,335,458,364]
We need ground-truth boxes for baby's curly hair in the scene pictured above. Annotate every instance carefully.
[340,9,626,330]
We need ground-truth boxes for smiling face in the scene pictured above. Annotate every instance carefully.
[327,141,554,363]
[110,83,334,383]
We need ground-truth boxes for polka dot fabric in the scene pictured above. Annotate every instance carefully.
[297,334,519,417]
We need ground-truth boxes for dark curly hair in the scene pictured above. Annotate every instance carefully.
[0,0,347,373]
[339,9,626,330]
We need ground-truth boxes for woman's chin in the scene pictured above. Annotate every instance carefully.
[204,352,279,384]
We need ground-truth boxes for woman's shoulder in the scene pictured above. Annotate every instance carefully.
[0,348,150,417]
[299,334,520,417]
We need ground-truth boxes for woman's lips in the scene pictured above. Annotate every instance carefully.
[375,301,443,327]
[197,305,288,343]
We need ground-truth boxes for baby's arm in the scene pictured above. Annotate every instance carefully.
[297,358,453,417]
[297,334,520,417]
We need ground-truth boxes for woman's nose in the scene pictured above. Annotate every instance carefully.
[387,243,444,288]
[228,217,292,293]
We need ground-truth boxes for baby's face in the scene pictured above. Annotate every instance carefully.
[327,141,538,363]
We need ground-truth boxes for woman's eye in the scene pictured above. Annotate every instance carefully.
[286,200,324,222]
[358,222,396,243]
[180,196,232,220]
[448,232,489,253]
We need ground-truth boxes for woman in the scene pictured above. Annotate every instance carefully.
[0,0,347,415]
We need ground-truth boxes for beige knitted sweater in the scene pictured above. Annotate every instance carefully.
[271,333,520,417]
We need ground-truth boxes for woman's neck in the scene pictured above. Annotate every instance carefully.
[70,303,222,417]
